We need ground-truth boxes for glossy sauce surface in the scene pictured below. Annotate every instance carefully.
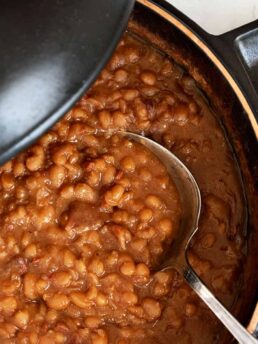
[0,34,245,343]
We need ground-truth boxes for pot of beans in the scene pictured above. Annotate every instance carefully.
[0,1,257,343]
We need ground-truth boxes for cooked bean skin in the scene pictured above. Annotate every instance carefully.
[0,33,245,344]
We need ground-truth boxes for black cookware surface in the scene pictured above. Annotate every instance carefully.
[0,0,134,165]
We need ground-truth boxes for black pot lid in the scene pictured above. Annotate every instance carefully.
[0,0,135,165]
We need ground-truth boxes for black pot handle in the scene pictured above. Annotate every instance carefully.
[207,21,258,124]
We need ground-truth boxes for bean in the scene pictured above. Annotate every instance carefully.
[52,143,76,165]
[181,75,196,93]
[140,71,157,86]
[74,183,97,202]
[93,159,107,172]
[96,292,108,306]
[84,231,102,248]
[106,251,119,267]
[63,249,76,268]
[46,225,66,242]
[21,233,32,247]
[139,208,153,223]
[99,110,112,129]
[15,186,28,200]
[84,316,102,328]
[117,339,128,344]
[185,302,198,317]
[114,69,128,83]
[91,329,108,344]
[112,225,132,250]
[75,259,87,274]
[13,161,26,176]
[152,272,171,297]
[120,261,135,276]
[124,46,140,63]
[117,177,131,189]
[37,205,55,226]
[0,323,17,339]
[1,161,12,172]
[158,218,173,237]
[113,111,127,128]
[13,309,29,329]
[24,244,37,259]
[142,298,161,320]
[135,100,148,121]
[130,238,147,252]
[44,293,69,310]
[46,309,58,323]
[70,291,92,308]
[87,171,101,187]
[112,210,129,224]
[71,107,87,120]
[136,227,155,239]
[2,278,20,295]
[51,271,72,288]
[36,279,49,295]
[117,191,132,204]
[141,86,159,97]
[60,184,74,199]
[5,234,16,249]
[26,145,45,171]
[120,156,135,173]
[24,273,38,300]
[83,134,99,147]
[145,195,162,209]
[68,123,95,141]
[138,120,151,130]
[123,89,139,101]
[173,104,190,126]
[139,168,152,181]
[102,166,116,185]
[0,296,17,315]
[120,292,138,305]
[1,173,15,190]
[39,131,58,146]
[54,332,67,343]
[105,185,125,206]
[26,175,42,190]
[10,205,27,224]
[127,305,145,320]
[102,154,115,165]
[49,165,66,188]
[135,263,150,278]
[188,252,212,276]
[88,257,104,277]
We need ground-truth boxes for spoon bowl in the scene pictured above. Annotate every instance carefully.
[123,131,257,344]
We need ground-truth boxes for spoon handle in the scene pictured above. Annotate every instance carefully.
[183,267,258,344]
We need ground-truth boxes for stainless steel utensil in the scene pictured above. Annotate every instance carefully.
[124,131,257,344]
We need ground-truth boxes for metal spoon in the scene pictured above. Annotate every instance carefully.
[124,132,257,344]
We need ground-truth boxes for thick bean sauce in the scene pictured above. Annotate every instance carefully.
[0,34,245,344]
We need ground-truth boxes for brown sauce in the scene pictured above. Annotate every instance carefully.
[0,34,245,343]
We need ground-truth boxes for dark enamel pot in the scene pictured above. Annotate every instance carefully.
[130,1,257,341]
[0,0,257,341]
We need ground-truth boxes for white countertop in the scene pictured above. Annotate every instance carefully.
[166,0,258,35]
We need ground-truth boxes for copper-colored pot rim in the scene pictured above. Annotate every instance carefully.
[137,0,258,140]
